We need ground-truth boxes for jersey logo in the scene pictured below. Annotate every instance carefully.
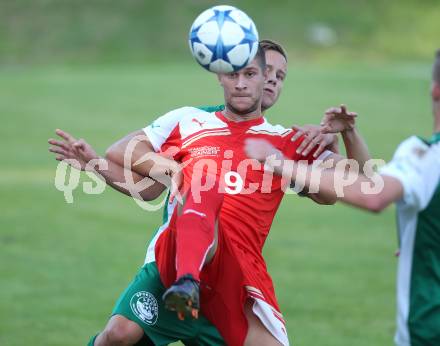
[130,291,159,325]
[192,118,206,128]
[412,147,427,158]
[151,123,160,129]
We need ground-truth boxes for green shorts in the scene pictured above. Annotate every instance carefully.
[111,262,225,346]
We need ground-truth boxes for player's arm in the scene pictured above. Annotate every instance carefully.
[295,167,403,212]
[293,105,370,169]
[48,129,167,201]
[288,126,338,205]
[320,105,371,170]
[245,138,400,211]
[104,106,201,198]
[290,105,370,204]
[116,106,199,199]
[306,135,369,205]
[105,130,167,199]
[246,137,440,213]
[106,128,183,199]
[49,130,162,200]
[300,190,337,205]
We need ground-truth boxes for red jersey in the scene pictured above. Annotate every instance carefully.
[144,106,329,258]
[143,106,331,345]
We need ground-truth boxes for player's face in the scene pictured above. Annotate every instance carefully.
[262,50,287,111]
[218,58,266,116]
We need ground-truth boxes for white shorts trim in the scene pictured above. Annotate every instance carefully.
[246,287,290,346]
[183,209,206,218]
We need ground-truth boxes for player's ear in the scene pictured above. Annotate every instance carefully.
[432,81,440,101]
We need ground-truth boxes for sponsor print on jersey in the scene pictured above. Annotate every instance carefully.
[130,291,159,325]
[188,145,221,158]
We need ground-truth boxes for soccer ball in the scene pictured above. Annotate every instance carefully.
[189,5,259,74]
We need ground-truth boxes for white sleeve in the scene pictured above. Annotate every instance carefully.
[143,107,192,152]
[379,136,440,210]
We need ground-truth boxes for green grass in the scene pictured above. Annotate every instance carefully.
[1,0,440,63]
[0,61,434,345]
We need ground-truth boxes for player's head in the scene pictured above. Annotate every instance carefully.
[217,44,267,116]
[432,49,440,106]
[260,39,288,111]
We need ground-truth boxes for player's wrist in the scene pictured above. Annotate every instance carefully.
[341,126,357,137]
[85,156,107,172]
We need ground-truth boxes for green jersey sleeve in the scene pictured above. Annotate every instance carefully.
[196,104,225,113]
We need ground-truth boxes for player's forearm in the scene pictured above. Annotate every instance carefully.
[307,128,369,203]
[92,158,166,201]
[127,151,179,188]
[105,130,178,184]
[314,171,389,212]
[306,192,337,205]
[283,160,398,212]
[105,129,159,175]
[341,128,371,171]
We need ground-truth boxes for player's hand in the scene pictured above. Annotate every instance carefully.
[244,138,286,174]
[145,154,184,204]
[244,138,280,162]
[168,163,184,204]
[291,124,339,158]
[320,104,357,134]
[48,129,99,171]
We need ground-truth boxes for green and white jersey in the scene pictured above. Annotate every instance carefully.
[380,134,440,346]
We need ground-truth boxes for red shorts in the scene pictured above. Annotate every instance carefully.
[155,213,289,345]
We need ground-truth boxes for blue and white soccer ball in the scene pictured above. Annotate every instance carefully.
[189,5,259,74]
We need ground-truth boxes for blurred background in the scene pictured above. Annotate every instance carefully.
[1,0,440,63]
[1,1,439,345]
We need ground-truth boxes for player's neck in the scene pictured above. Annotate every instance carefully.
[223,105,262,122]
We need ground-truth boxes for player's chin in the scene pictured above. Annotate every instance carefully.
[230,98,254,111]
[262,95,276,111]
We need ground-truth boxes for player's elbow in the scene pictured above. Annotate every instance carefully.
[308,193,337,205]
[362,196,388,213]
[316,196,337,205]
[139,193,157,202]
[139,186,166,201]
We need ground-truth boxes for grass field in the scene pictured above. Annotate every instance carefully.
[2,1,440,63]
[0,61,434,345]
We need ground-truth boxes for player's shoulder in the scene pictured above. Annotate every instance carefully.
[166,105,224,118]
[171,105,228,139]
[156,106,218,125]
[247,117,292,137]
[392,135,430,159]
[398,135,428,147]
[162,106,207,119]
[177,105,226,125]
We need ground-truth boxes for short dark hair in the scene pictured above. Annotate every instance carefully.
[259,39,287,62]
[434,49,440,84]
[253,43,267,72]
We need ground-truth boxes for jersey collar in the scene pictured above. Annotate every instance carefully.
[215,111,265,128]
[430,132,440,144]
